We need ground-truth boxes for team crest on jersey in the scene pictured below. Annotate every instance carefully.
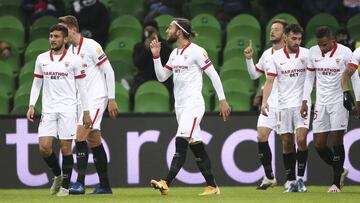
[65,62,70,67]
[336,58,341,64]
[82,63,87,68]
[80,53,85,59]
[184,55,188,60]
[300,58,305,65]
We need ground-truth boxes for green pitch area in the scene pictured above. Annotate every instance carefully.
[1,186,360,203]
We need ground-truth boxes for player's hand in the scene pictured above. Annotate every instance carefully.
[343,90,354,111]
[108,99,119,119]
[243,40,253,59]
[27,105,35,122]
[219,100,231,121]
[150,35,161,58]
[83,111,92,129]
[261,102,269,116]
[300,100,308,119]
[355,101,360,119]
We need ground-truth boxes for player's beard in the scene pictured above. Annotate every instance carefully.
[167,33,178,44]
[270,37,281,44]
[51,42,64,52]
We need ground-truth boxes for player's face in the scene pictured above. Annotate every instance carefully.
[270,22,284,43]
[317,36,333,53]
[49,30,67,51]
[166,22,178,44]
[285,31,302,53]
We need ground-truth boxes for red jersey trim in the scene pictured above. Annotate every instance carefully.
[97,57,108,66]
[164,65,173,71]
[180,41,191,55]
[33,73,43,78]
[201,62,212,70]
[329,42,338,58]
[153,55,160,59]
[77,36,84,55]
[307,67,316,71]
[267,72,277,77]
[50,49,67,62]
[348,62,359,69]
[256,67,265,73]
[75,74,86,79]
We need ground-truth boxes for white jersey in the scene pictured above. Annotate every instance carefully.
[165,43,211,107]
[34,49,85,113]
[69,36,108,101]
[349,47,360,68]
[308,43,353,105]
[256,48,278,108]
[268,47,309,109]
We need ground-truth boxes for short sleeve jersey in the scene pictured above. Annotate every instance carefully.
[267,47,309,109]
[165,42,212,108]
[33,49,85,112]
[349,47,360,68]
[307,42,353,105]
[256,47,279,109]
[69,36,108,101]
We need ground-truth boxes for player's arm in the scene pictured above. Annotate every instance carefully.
[204,65,231,121]
[350,68,360,118]
[244,40,262,80]
[150,35,173,82]
[342,58,359,112]
[74,59,91,128]
[27,57,43,122]
[301,67,315,118]
[261,75,275,116]
[99,60,119,119]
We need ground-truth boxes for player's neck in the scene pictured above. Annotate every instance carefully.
[176,38,190,49]
[52,47,65,55]
[272,41,284,51]
[73,33,82,46]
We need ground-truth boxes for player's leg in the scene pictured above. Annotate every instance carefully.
[38,113,62,195]
[314,132,332,165]
[330,130,346,189]
[56,112,77,196]
[295,127,308,192]
[87,129,112,194]
[73,125,90,187]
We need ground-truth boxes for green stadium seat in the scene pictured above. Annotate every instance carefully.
[223,37,259,62]
[19,60,36,86]
[192,36,219,67]
[134,81,170,112]
[110,59,135,85]
[29,16,58,41]
[220,70,254,93]
[214,79,252,111]
[154,14,174,39]
[0,85,9,114]
[185,0,220,18]
[0,61,15,95]
[226,14,261,47]
[110,0,145,21]
[0,15,25,51]
[192,14,221,51]
[115,82,130,112]
[109,15,142,43]
[305,37,317,49]
[347,13,360,41]
[0,0,25,24]
[12,82,41,115]
[24,38,49,63]
[105,37,136,67]
[306,13,339,39]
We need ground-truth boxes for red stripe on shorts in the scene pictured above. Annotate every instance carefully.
[189,117,197,139]
[91,108,100,128]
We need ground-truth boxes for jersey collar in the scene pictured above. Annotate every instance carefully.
[72,36,84,55]
[50,49,67,62]
[283,46,300,59]
[177,41,191,55]
[321,41,338,58]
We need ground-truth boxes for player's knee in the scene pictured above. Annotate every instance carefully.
[39,144,52,157]
[296,136,307,148]
[87,130,102,148]
[257,134,268,142]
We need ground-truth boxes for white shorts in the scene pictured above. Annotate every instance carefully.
[257,107,277,130]
[313,102,349,133]
[175,105,205,143]
[78,97,108,130]
[277,106,310,134]
[38,112,77,140]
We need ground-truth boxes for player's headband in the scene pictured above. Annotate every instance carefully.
[173,21,189,35]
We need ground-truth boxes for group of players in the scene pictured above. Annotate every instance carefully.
[244,19,360,193]
[25,14,360,197]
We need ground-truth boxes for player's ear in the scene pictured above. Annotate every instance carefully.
[64,36,69,45]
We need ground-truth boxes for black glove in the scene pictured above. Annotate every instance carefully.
[343,90,354,111]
